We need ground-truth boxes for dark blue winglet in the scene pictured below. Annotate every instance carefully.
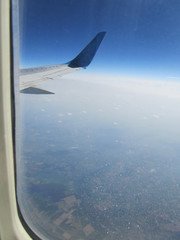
[68,32,106,68]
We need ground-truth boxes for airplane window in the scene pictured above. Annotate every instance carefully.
[14,0,180,239]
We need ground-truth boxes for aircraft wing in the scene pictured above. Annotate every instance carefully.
[20,32,106,94]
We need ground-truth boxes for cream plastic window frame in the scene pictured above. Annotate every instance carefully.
[0,0,32,239]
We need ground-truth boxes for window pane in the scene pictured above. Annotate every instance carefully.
[15,0,180,239]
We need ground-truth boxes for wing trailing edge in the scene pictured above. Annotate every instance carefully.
[20,87,54,94]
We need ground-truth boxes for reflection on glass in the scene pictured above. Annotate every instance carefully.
[15,0,180,240]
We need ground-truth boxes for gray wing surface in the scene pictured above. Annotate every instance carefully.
[20,32,106,94]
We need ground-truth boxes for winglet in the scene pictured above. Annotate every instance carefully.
[68,32,106,68]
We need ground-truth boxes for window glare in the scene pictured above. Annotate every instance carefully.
[14,1,180,240]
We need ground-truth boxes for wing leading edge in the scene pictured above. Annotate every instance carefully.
[20,32,106,94]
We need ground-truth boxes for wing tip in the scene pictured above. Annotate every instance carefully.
[68,31,106,68]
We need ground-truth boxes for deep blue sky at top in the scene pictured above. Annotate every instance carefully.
[19,0,180,79]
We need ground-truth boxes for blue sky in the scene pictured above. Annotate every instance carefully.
[19,0,180,79]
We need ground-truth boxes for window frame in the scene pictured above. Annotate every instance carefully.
[0,0,32,239]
